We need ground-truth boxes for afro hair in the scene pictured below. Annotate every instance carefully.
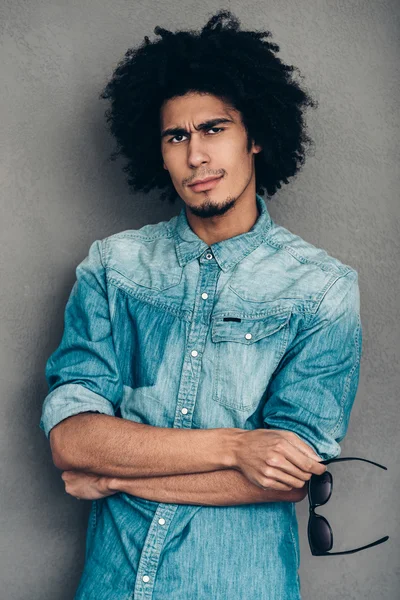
[99,9,318,203]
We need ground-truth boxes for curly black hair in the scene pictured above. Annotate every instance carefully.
[99,9,318,203]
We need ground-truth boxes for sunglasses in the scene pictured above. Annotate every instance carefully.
[308,456,389,556]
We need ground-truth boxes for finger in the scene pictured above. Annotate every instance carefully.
[263,465,309,489]
[259,479,293,492]
[265,455,312,482]
[280,431,322,461]
[279,442,327,475]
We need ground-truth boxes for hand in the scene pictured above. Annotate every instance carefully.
[232,429,327,491]
[61,470,118,500]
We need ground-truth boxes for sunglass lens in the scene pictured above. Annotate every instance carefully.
[310,471,332,505]
[309,514,333,553]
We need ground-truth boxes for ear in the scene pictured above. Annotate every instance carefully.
[252,142,263,155]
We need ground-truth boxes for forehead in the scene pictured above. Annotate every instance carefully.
[160,92,238,127]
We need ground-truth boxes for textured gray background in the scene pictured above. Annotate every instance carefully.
[1,1,398,598]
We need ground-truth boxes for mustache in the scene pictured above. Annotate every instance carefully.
[184,170,225,186]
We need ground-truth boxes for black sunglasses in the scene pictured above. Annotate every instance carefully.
[308,457,389,556]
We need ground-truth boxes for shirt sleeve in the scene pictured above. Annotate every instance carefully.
[39,239,123,439]
[262,269,362,461]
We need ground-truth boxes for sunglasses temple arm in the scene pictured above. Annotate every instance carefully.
[319,535,389,556]
[322,457,387,470]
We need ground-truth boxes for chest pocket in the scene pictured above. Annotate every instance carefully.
[210,311,291,411]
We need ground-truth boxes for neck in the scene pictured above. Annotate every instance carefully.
[184,189,260,247]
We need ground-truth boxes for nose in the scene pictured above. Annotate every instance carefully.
[187,136,210,169]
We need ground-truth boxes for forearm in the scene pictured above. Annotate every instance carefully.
[108,469,308,506]
[50,413,240,479]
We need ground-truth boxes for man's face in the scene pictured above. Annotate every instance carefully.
[160,92,262,218]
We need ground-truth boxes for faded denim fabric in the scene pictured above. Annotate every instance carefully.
[40,193,362,600]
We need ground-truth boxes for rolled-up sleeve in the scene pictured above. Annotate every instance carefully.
[262,270,362,461]
[40,239,122,439]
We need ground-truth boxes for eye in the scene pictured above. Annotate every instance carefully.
[207,127,224,134]
[169,127,225,144]
[169,134,188,144]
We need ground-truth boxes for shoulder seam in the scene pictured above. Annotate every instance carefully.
[264,233,355,276]
[306,269,359,327]
[103,222,172,244]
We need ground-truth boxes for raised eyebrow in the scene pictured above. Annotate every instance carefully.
[160,118,234,139]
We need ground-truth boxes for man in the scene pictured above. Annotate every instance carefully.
[40,10,362,600]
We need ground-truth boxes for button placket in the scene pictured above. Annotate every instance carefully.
[173,257,219,428]
[133,504,177,598]
[133,256,220,599]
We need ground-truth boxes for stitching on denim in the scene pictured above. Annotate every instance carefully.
[107,263,182,291]
[92,500,98,530]
[228,258,351,309]
[227,284,318,313]
[327,313,362,438]
[301,271,357,331]
[288,506,300,570]
[104,223,172,244]
[265,233,354,276]
[219,236,268,271]
[108,277,192,322]
[228,284,319,307]
[212,315,292,411]
[76,242,108,300]
[211,307,292,320]
[213,312,291,327]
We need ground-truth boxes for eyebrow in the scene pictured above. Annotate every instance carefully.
[160,117,234,139]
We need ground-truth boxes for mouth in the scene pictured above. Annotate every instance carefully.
[188,175,223,193]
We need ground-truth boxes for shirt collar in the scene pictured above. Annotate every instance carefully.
[171,193,273,272]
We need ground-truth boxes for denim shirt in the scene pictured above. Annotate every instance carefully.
[40,193,362,600]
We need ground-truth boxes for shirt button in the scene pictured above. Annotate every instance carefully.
[205,253,213,260]
[245,333,252,340]
[191,350,198,357]
[181,407,188,415]
[142,575,150,583]
[201,292,208,299]
[158,518,166,525]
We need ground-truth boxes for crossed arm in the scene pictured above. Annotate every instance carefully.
[52,413,308,506]
[61,466,308,506]
[43,245,360,509]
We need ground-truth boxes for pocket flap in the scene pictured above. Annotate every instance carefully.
[211,311,291,344]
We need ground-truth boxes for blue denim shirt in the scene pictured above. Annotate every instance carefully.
[40,193,362,600]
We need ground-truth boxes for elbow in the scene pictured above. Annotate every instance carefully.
[49,421,78,471]
[51,451,70,471]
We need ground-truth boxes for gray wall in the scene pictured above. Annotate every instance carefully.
[1,2,398,598]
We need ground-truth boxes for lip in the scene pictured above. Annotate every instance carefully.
[188,176,223,192]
